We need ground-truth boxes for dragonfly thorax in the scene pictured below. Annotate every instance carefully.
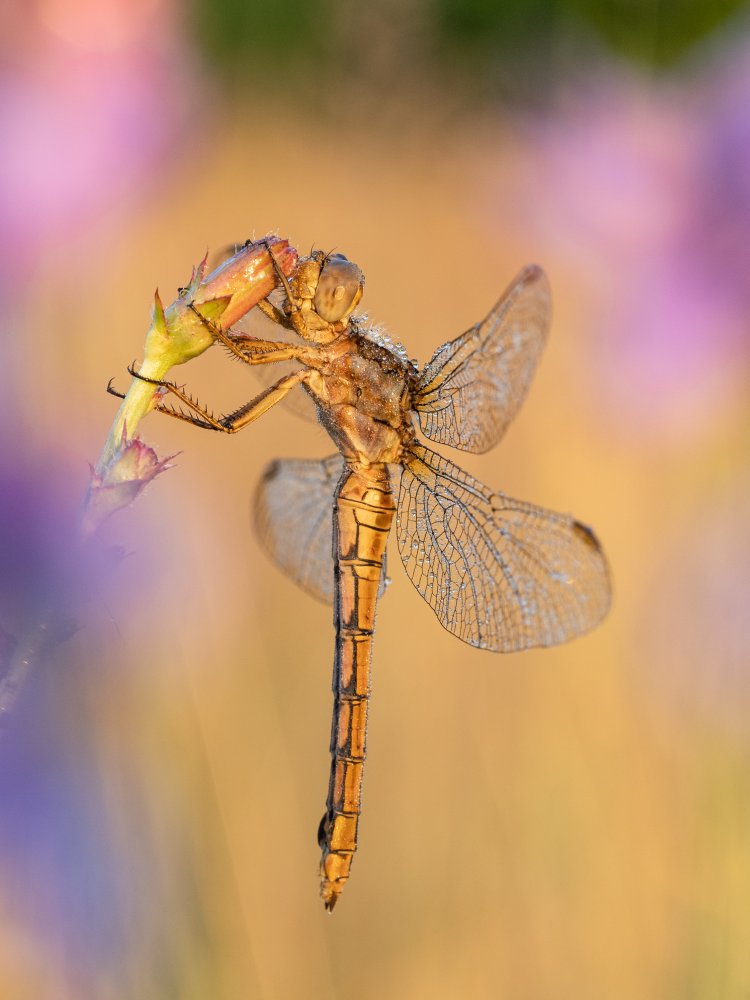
[309,333,414,465]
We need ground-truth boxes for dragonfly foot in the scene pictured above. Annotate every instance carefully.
[106,377,126,400]
[126,362,175,390]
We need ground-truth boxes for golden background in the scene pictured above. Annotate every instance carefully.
[1,2,749,997]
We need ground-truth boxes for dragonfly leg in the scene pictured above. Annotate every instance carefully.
[127,363,313,433]
[186,300,261,364]
[223,337,311,367]
[187,299,314,368]
[126,364,229,431]
[220,368,313,432]
[189,236,301,352]
[106,378,126,400]
[227,237,306,334]
[261,236,298,315]
[256,297,314,342]
[255,296,291,328]
[260,236,316,340]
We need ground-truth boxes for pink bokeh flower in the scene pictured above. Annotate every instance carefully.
[0,0,197,286]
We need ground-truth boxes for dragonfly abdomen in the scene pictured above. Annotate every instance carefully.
[319,464,395,911]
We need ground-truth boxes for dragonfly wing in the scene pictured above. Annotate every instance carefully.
[396,443,611,651]
[254,454,344,604]
[415,265,551,454]
[254,454,391,604]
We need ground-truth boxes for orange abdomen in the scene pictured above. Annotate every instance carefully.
[318,463,395,911]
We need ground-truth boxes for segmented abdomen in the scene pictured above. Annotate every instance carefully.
[319,463,395,911]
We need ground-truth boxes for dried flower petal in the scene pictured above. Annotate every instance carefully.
[82,437,174,536]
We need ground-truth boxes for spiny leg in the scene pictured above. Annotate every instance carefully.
[220,368,313,432]
[186,300,308,368]
[239,239,307,335]
[255,297,291,327]
[261,236,298,315]
[127,363,312,433]
[223,336,309,366]
[107,372,217,429]
[106,369,218,430]
[186,301,254,364]
[261,236,316,340]
[126,364,227,431]
[106,378,126,400]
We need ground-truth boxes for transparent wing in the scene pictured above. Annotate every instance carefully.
[415,265,551,454]
[396,443,611,651]
[254,454,344,603]
[254,455,391,604]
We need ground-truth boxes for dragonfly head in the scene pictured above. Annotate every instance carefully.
[313,252,364,323]
[286,251,364,343]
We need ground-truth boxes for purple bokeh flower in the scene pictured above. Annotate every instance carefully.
[0,690,130,981]
[496,45,750,440]
[0,447,135,981]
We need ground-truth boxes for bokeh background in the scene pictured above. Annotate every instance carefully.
[1,1,749,997]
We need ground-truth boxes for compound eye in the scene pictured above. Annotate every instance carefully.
[314,254,364,322]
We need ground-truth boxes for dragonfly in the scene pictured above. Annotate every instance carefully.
[123,244,611,911]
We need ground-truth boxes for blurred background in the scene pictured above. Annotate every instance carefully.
[1,0,749,997]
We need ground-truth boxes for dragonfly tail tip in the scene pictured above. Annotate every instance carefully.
[321,882,341,913]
